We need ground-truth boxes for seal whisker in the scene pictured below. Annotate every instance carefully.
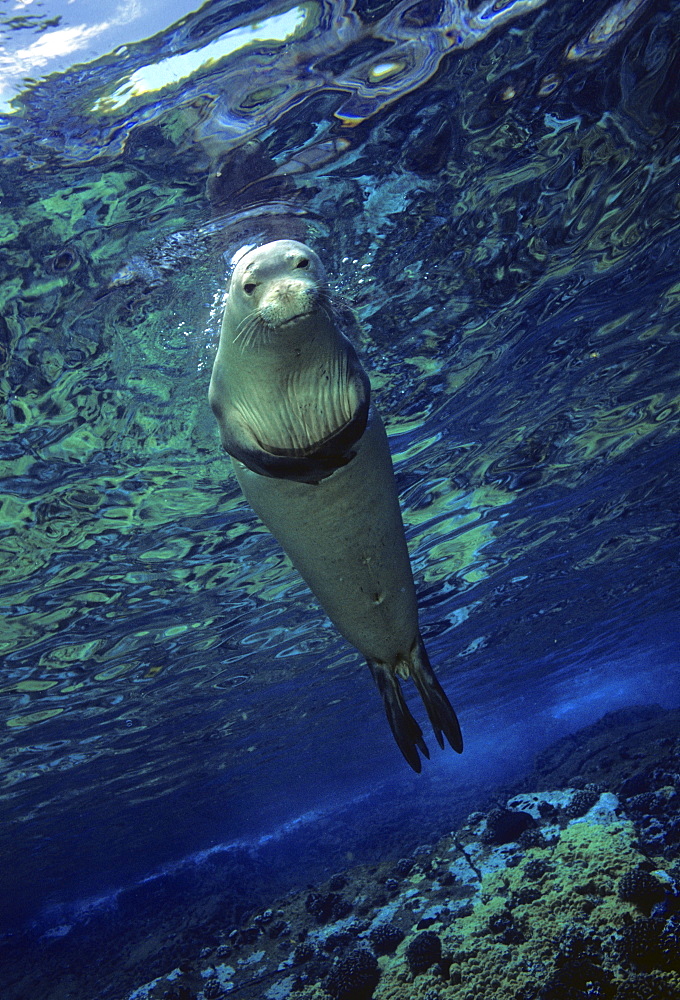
[315,301,330,324]
[317,299,336,325]
[231,313,253,345]
[320,288,350,311]
[318,289,362,341]
[319,301,347,336]
[252,314,276,351]
[232,316,256,351]
[233,313,273,352]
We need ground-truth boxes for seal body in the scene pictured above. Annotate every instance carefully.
[209,240,462,770]
[232,407,415,662]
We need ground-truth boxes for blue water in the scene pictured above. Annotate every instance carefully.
[1,0,679,994]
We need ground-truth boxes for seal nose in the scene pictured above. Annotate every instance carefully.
[260,278,317,326]
[275,279,314,302]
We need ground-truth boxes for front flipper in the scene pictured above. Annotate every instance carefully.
[367,659,431,772]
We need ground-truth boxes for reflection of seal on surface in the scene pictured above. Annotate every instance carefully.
[209,239,462,770]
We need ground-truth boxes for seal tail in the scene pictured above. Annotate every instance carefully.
[367,635,463,772]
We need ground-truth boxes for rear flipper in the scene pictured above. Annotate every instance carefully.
[410,634,463,754]
[367,659,430,772]
[367,634,463,771]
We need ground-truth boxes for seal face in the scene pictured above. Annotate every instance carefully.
[209,240,463,770]
[229,240,323,339]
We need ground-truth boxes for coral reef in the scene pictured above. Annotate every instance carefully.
[660,914,680,971]
[615,974,680,1000]
[9,708,679,1000]
[118,759,680,1000]
[563,788,601,819]
[481,807,536,845]
[404,931,442,975]
[536,957,614,999]
[618,918,665,970]
[325,949,380,1000]
[293,943,316,965]
[617,868,667,914]
[306,893,353,925]
[368,924,404,956]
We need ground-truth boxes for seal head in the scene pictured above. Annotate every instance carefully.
[209,240,370,483]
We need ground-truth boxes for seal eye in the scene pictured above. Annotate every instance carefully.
[243,282,257,295]
[295,258,309,269]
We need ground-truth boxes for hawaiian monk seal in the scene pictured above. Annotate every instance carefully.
[209,239,463,770]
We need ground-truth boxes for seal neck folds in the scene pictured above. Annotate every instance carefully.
[229,309,358,457]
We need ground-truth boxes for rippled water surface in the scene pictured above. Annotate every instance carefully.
[1,0,679,942]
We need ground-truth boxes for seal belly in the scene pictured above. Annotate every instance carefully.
[233,407,418,664]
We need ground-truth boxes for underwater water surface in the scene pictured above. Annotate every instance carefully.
[1,0,679,995]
